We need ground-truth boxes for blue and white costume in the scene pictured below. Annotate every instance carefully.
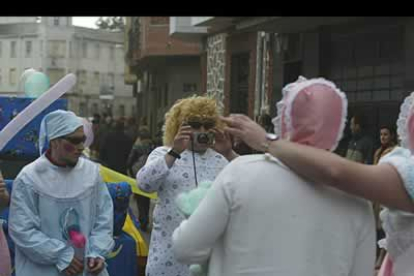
[8,110,114,276]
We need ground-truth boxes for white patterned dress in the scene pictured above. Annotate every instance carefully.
[137,146,229,276]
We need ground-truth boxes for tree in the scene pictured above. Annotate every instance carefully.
[96,17,125,31]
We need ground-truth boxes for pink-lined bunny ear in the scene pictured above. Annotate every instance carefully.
[273,76,347,151]
[407,112,414,152]
[397,92,414,153]
[273,76,308,139]
[272,100,288,138]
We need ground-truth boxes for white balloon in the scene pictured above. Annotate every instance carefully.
[0,74,77,152]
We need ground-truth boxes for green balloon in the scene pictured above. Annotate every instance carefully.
[24,72,50,98]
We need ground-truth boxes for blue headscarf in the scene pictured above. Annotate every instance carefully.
[39,110,83,154]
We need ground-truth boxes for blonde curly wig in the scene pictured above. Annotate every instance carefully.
[163,95,223,146]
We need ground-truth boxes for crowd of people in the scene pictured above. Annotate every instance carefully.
[3,74,414,276]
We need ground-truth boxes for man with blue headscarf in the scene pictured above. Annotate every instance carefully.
[8,110,114,276]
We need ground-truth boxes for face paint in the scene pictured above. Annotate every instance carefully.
[63,143,76,153]
[57,128,85,166]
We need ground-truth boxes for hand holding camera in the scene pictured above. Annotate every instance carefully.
[192,132,215,145]
[172,124,193,154]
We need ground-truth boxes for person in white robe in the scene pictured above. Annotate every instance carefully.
[137,96,237,276]
[8,110,114,276]
[172,77,376,276]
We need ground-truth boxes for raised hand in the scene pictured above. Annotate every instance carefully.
[221,114,268,152]
[172,124,193,154]
[211,128,237,160]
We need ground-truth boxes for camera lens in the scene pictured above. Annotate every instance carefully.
[197,133,209,144]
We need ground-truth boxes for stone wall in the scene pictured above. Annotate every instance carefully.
[206,33,226,113]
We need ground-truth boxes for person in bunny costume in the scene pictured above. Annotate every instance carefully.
[172,76,375,276]
[224,80,414,276]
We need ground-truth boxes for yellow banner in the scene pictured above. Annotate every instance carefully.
[123,213,149,256]
[99,165,157,199]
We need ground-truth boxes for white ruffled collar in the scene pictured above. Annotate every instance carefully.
[397,92,414,152]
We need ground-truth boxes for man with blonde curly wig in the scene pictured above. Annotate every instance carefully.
[137,95,238,276]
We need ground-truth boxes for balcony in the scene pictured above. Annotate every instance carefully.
[46,57,65,68]
[131,17,201,63]
[191,17,214,26]
[191,17,242,32]
[169,17,208,41]
[99,85,114,100]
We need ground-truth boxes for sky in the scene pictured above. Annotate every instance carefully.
[72,17,100,29]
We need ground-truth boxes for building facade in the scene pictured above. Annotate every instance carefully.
[234,17,409,144]
[125,17,202,137]
[174,17,414,149]
[170,17,273,121]
[0,16,134,119]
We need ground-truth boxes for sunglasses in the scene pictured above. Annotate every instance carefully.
[186,120,215,130]
[61,135,87,145]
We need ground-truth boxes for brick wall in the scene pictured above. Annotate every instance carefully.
[138,17,201,58]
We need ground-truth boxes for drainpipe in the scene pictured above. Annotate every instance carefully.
[254,32,264,120]
[261,33,270,115]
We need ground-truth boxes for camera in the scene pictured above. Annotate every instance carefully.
[192,132,215,145]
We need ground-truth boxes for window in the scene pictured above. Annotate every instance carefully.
[82,42,88,58]
[53,17,60,26]
[9,68,16,85]
[183,83,197,94]
[95,43,100,59]
[48,40,66,58]
[69,41,72,58]
[131,105,136,117]
[47,69,65,85]
[108,73,115,88]
[118,105,125,117]
[77,70,87,85]
[327,27,404,103]
[109,46,115,60]
[10,41,16,58]
[79,102,87,117]
[283,33,302,62]
[93,71,100,86]
[92,103,99,115]
[40,40,43,56]
[25,41,32,57]
[157,87,163,108]
[164,83,168,107]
